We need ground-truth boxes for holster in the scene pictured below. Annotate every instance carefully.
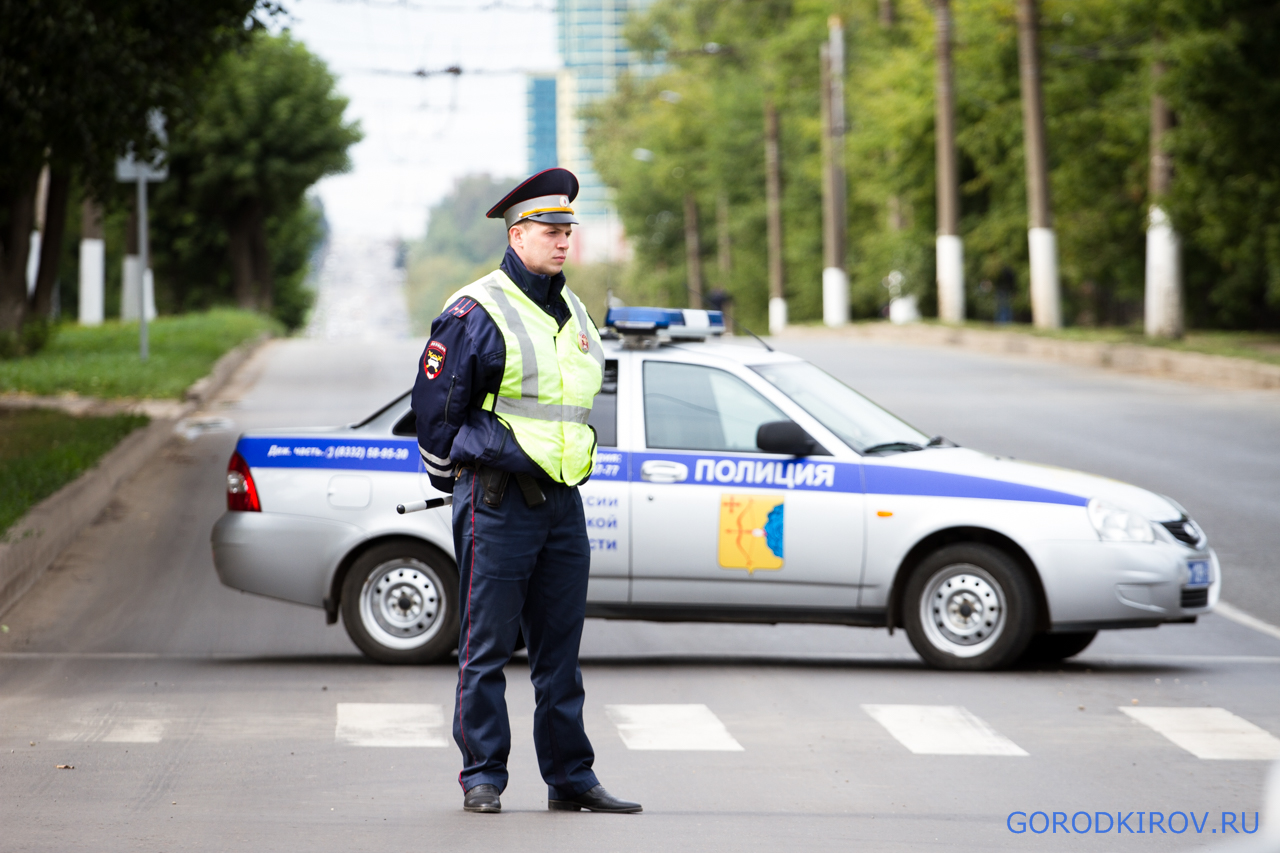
[473,465,546,509]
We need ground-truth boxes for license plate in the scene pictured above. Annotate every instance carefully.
[1186,559,1211,588]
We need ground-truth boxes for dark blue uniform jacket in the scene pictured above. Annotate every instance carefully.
[414,246,574,493]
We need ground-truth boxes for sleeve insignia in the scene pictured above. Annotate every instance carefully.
[424,340,447,380]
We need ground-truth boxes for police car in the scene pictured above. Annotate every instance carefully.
[211,307,1218,671]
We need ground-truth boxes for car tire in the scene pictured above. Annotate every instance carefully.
[340,540,459,665]
[1020,630,1097,663]
[903,543,1036,671]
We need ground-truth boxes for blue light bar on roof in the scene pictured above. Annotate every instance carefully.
[605,307,726,337]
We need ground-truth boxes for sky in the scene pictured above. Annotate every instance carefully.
[281,0,559,241]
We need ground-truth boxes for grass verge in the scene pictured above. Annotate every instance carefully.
[0,308,281,400]
[0,409,149,536]
[843,319,1280,368]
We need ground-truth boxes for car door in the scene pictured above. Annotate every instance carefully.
[580,356,629,603]
[629,357,864,610]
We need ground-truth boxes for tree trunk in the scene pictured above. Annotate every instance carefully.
[1017,0,1061,329]
[30,164,71,319]
[228,203,258,310]
[934,0,965,323]
[764,100,786,332]
[0,169,39,336]
[716,190,731,284]
[683,193,702,308]
[250,201,273,312]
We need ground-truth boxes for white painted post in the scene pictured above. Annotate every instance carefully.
[1144,205,1182,338]
[1028,226,1061,329]
[822,267,848,328]
[78,239,105,325]
[768,297,788,335]
[936,235,965,323]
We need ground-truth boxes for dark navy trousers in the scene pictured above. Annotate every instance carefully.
[450,468,599,799]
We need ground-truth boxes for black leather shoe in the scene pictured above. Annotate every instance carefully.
[463,784,501,813]
[548,784,642,814]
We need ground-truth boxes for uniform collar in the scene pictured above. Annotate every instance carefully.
[501,245,565,311]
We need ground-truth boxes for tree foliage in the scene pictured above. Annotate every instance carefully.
[153,30,360,325]
[0,0,264,341]
[585,0,1280,330]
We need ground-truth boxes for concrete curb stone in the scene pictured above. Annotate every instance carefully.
[776,323,1280,391]
[0,333,271,619]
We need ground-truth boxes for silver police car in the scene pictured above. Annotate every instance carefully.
[211,308,1218,670]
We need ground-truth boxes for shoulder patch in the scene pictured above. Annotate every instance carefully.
[446,297,477,318]
[424,340,447,380]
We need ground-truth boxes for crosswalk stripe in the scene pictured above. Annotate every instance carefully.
[604,704,744,751]
[862,704,1029,756]
[1120,707,1280,760]
[334,703,448,747]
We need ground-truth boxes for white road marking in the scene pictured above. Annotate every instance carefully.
[605,704,744,751]
[862,705,1029,756]
[102,719,166,743]
[1120,706,1280,760]
[334,703,447,747]
[1215,602,1280,644]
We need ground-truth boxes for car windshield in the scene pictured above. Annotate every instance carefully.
[752,361,929,453]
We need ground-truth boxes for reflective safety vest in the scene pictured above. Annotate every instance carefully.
[450,270,605,486]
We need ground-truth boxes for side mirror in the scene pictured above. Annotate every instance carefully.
[756,420,821,457]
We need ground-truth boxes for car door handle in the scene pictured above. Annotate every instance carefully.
[640,460,688,483]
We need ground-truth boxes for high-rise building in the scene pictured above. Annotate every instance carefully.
[526,74,558,175]
[526,0,659,262]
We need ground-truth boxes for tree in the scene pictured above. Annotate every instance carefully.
[404,174,517,330]
[158,31,360,314]
[0,0,263,344]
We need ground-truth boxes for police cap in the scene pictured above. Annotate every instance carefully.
[486,168,580,231]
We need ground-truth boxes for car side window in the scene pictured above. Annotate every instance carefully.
[392,411,416,437]
[587,359,618,447]
[643,361,785,452]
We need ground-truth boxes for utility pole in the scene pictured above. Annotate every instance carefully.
[820,16,848,327]
[683,193,702,308]
[934,0,964,323]
[1145,56,1182,338]
[1016,0,1061,328]
[764,100,786,334]
[79,197,105,326]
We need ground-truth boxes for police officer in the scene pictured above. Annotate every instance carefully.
[413,169,641,815]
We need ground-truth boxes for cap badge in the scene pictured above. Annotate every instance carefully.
[560,196,570,207]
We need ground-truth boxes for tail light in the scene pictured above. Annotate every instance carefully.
[226,451,261,512]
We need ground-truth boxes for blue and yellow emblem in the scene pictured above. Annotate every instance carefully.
[718,494,784,574]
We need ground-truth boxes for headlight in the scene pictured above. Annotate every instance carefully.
[1087,498,1155,543]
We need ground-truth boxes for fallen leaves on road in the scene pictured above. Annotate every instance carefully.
[56,765,73,770]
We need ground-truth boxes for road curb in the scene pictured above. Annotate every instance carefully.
[776,323,1280,391]
[0,334,271,620]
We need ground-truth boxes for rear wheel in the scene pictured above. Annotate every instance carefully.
[341,540,458,664]
[903,543,1036,671]
[1020,630,1097,663]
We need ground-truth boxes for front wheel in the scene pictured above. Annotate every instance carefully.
[1020,630,1097,663]
[903,543,1036,671]
[340,540,459,664]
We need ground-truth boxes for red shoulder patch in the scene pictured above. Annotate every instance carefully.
[424,340,447,380]
[446,297,477,318]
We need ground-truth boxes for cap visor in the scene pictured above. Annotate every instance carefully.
[523,212,579,225]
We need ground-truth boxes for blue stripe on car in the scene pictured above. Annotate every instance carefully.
[237,436,419,473]
[240,438,1086,506]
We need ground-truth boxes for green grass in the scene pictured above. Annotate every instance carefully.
[0,309,282,399]
[845,319,1280,368]
[0,409,149,535]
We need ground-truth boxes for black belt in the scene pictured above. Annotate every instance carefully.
[459,463,547,509]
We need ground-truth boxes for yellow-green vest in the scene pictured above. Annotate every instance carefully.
[449,270,604,486]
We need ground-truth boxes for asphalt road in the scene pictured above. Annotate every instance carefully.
[2,333,1278,852]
